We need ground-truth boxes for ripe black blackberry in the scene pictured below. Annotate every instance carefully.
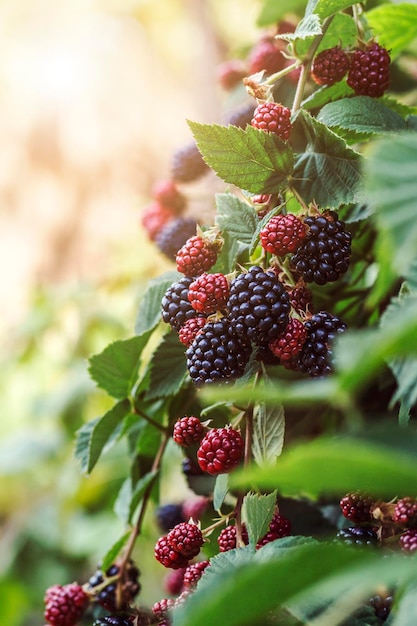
[340,492,374,524]
[291,212,351,285]
[227,266,290,345]
[222,101,256,128]
[297,311,346,377]
[347,42,390,98]
[161,277,198,332]
[93,618,134,626]
[87,562,140,612]
[336,526,379,546]
[186,317,252,386]
[156,503,185,532]
[155,217,198,260]
[392,497,417,528]
[368,593,393,621]
[171,141,210,183]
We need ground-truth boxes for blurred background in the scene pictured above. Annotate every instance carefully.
[0,0,262,623]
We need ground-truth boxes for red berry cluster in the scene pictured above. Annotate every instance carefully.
[44,583,89,626]
[155,522,204,569]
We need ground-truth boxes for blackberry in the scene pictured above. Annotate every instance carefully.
[164,567,186,596]
[256,512,292,548]
[156,503,185,532]
[154,535,190,569]
[286,283,313,314]
[369,594,393,621]
[171,141,210,183]
[268,318,307,362]
[152,179,187,214]
[186,317,252,386]
[173,416,206,447]
[161,277,196,332]
[178,317,207,346]
[87,562,140,612]
[218,524,249,551]
[93,618,133,626]
[336,526,378,546]
[297,311,346,377]
[251,102,292,141]
[223,101,257,129]
[182,496,209,522]
[141,202,175,241]
[44,583,88,626]
[188,272,229,314]
[399,528,417,552]
[183,561,210,589]
[340,492,374,524]
[155,217,198,261]
[392,497,417,527]
[182,457,204,476]
[216,59,246,90]
[347,42,390,98]
[198,427,244,475]
[152,597,176,619]
[311,46,350,86]
[227,266,290,345]
[176,234,220,277]
[247,37,285,75]
[290,212,352,285]
[167,522,204,558]
[259,213,306,256]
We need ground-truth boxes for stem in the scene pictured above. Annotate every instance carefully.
[291,15,334,114]
[132,404,168,433]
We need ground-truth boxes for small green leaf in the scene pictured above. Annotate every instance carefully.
[75,399,130,474]
[146,331,188,400]
[302,81,353,111]
[135,271,181,335]
[307,0,359,19]
[242,491,276,546]
[252,403,285,466]
[393,583,417,626]
[213,474,229,514]
[101,531,131,572]
[211,231,246,274]
[215,193,258,246]
[291,110,363,208]
[114,470,158,523]
[276,14,322,43]
[317,96,407,137]
[188,121,294,194]
[365,3,417,59]
[89,334,151,399]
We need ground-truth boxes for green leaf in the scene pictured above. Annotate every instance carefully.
[257,0,306,27]
[215,193,258,246]
[302,81,353,111]
[365,133,417,278]
[114,470,158,523]
[75,399,130,474]
[365,3,417,59]
[188,121,294,194]
[307,0,359,19]
[393,582,417,626]
[101,530,131,572]
[291,110,363,208]
[276,14,322,43]
[173,541,417,626]
[146,331,187,400]
[213,473,229,514]
[242,491,276,546]
[231,436,417,498]
[135,271,180,335]
[89,333,151,399]
[211,231,246,274]
[252,403,285,466]
[317,96,407,138]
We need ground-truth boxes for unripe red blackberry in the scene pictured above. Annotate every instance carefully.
[176,234,220,277]
[164,567,186,596]
[251,102,292,141]
[347,42,390,98]
[167,522,204,558]
[268,318,307,362]
[152,179,187,214]
[186,318,252,386]
[290,212,352,285]
[399,528,417,552]
[393,497,417,528]
[286,283,313,314]
[311,46,350,86]
[154,536,190,569]
[183,561,210,588]
[44,583,89,626]
[178,316,207,346]
[227,266,290,345]
[247,37,286,75]
[188,272,229,314]
[182,495,209,522]
[216,59,247,90]
[340,492,374,524]
[173,416,206,447]
[141,202,175,241]
[260,213,306,256]
[218,524,249,551]
[152,597,176,619]
[297,310,346,377]
[161,276,198,332]
[171,141,210,183]
[197,426,244,475]
[256,512,291,548]
[336,526,378,546]
[156,217,198,261]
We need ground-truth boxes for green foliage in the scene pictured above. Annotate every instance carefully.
[251,402,285,465]
[242,491,276,545]
[365,3,417,59]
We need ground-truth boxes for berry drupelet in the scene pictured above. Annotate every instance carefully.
[297,311,346,377]
[290,212,352,285]
[197,426,244,475]
[251,102,292,141]
[186,317,252,386]
[227,266,290,345]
